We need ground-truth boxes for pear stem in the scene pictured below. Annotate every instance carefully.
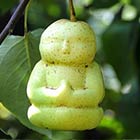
[69,0,76,22]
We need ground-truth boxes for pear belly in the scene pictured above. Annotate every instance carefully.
[28,105,103,130]
[46,65,86,89]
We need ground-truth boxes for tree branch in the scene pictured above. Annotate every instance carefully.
[0,0,30,45]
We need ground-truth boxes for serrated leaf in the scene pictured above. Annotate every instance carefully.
[0,29,52,136]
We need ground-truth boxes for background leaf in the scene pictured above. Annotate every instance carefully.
[130,0,140,12]
[102,20,137,85]
[92,0,119,8]
[0,29,52,137]
[28,0,67,30]
[0,0,18,15]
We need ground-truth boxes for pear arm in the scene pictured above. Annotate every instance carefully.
[27,60,69,106]
[68,62,105,107]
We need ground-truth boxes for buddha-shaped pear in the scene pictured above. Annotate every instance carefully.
[27,19,105,130]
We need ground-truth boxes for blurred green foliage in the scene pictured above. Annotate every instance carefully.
[0,0,140,139]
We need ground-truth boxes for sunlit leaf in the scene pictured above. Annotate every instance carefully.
[0,103,11,119]
[99,114,124,138]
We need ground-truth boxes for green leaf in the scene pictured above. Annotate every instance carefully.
[99,115,124,139]
[93,0,119,8]
[0,128,12,139]
[0,0,18,14]
[118,91,140,138]
[130,0,140,12]
[28,0,67,30]
[0,29,52,137]
[102,20,136,85]
[102,89,121,111]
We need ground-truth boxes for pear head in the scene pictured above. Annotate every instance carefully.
[39,19,96,65]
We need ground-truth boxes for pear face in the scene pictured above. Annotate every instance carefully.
[27,19,105,130]
[39,19,96,65]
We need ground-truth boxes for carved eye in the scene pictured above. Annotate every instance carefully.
[85,65,88,68]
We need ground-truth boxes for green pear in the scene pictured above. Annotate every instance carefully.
[27,19,105,130]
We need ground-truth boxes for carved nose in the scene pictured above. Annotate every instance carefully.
[62,40,71,54]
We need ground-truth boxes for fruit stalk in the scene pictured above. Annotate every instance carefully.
[69,0,76,22]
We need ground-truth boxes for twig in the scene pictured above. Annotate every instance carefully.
[24,0,31,34]
[69,0,76,22]
[0,0,30,44]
